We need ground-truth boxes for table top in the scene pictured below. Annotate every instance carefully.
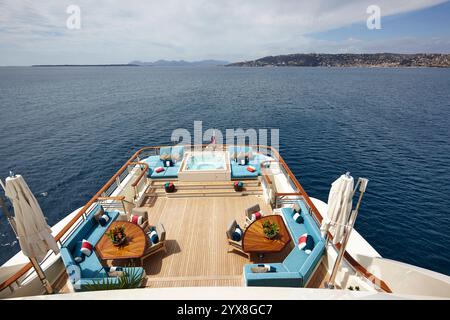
[95,221,147,260]
[242,215,292,253]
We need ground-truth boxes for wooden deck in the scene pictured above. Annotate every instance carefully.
[141,195,280,287]
[54,194,328,292]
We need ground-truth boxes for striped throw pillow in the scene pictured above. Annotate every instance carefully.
[298,233,314,254]
[80,239,93,256]
[130,215,143,225]
[232,225,243,241]
[98,213,110,227]
[148,229,159,244]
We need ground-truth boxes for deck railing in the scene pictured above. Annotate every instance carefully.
[0,150,150,293]
[0,144,391,294]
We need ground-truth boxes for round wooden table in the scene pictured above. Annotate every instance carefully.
[242,215,292,254]
[96,221,147,260]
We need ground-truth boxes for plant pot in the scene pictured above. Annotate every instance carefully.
[234,181,244,192]
[264,232,279,240]
[165,182,176,193]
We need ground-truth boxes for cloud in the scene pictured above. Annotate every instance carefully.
[0,0,448,65]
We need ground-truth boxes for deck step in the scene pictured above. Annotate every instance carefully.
[147,185,261,194]
[164,189,262,198]
[149,180,260,189]
[144,275,243,287]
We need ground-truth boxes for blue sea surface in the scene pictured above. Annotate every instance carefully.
[0,66,449,275]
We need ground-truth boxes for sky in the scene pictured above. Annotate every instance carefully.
[0,0,449,65]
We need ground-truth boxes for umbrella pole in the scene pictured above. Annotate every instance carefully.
[0,195,18,237]
[29,257,54,294]
[325,178,368,289]
[1,193,53,294]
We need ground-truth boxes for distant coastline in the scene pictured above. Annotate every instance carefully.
[30,59,229,67]
[226,53,450,68]
[23,54,450,68]
[31,64,139,67]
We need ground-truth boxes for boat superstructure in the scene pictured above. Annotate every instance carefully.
[1,144,449,299]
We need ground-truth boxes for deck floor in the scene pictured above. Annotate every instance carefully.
[55,194,328,292]
[142,195,276,288]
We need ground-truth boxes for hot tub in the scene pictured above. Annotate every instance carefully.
[178,151,231,181]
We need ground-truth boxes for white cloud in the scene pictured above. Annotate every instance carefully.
[0,0,447,65]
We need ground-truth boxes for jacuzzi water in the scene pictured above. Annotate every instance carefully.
[186,152,226,170]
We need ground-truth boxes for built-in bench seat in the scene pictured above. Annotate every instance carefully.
[60,204,145,291]
[143,146,184,179]
[243,200,325,287]
[229,146,264,179]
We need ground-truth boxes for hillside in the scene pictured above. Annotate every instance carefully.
[226,53,450,68]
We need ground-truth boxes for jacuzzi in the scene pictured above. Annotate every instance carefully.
[178,151,231,181]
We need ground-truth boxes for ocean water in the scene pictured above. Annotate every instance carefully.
[0,66,449,276]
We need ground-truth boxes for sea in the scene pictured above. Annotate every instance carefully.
[0,66,449,275]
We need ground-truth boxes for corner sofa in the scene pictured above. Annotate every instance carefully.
[60,204,145,291]
[143,146,185,179]
[243,200,325,287]
[228,146,262,179]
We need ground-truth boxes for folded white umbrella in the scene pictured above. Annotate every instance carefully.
[4,174,59,261]
[320,174,354,244]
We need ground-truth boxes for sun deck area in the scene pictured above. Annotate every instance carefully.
[54,190,328,293]
[143,195,272,287]
[45,145,329,294]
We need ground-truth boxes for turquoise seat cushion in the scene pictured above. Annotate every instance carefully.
[231,162,259,179]
[75,267,145,291]
[150,167,168,179]
[171,146,185,163]
[62,208,120,276]
[143,156,164,177]
[78,252,104,278]
[281,207,308,240]
[164,166,180,178]
[244,263,287,273]
[144,155,164,167]
[229,146,254,159]
[238,146,253,154]
[60,247,75,269]
[299,239,325,282]
[86,211,119,246]
[243,264,302,287]
[283,246,308,272]
[73,241,84,263]
[303,213,322,243]
[159,147,172,160]
[64,215,95,251]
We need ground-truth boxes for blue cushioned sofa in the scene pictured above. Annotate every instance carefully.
[229,146,261,179]
[243,200,325,287]
[144,146,185,179]
[60,204,145,291]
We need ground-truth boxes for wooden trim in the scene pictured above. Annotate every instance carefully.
[337,242,392,293]
[97,196,126,201]
[130,162,149,188]
[0,262,32,291]
[264,147,391,292]
[275,192,303,197]
[0,144,391,294]
[259,161,273,185]
[0,149,146,291]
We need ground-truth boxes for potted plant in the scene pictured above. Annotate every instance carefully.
[234,181,244,191]
[262,220,280,239]
[164,182,176,193]
[106,224,127,246]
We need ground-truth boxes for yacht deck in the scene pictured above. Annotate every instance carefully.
[142,195,274,287]
[55,194,327,292]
